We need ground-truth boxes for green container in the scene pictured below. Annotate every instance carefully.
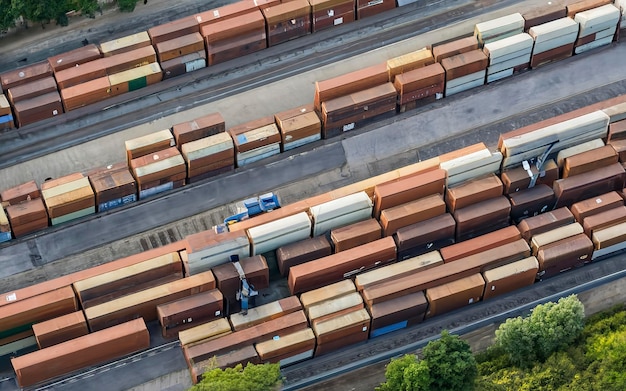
[129,76,147,92]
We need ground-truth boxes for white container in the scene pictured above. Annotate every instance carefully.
[182,133,234,162]
[487,54,530,74]
[283,133,322,151]
[487,68,514,83]
[247,212,312,255]
[185,58,206,73]
[555,138,605,167]
[134,154,186,179]
[529,17,579,44]
[445,70,486,89]
[446,152,503,186]
[445,75,485,96]
[310,192,373,236]
[532,33,578,54]
[474,13,525,43]
[484,33,533,63]
[575,35,614,54]
[50,206,95,225]
[575,4,620,37]
[186,235,250,274]
[236,144,281,166]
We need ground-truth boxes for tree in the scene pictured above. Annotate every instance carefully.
[118,0,138,12]
[377,354,430,391]
[0,0,18,31]
[189,361,282,391]
[422,330,478,391]
[495,295,585,367]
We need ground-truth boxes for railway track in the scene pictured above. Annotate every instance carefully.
[0,0,531,169]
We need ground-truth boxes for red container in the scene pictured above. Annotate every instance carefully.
[356,0,396,19]
[7,77,58,105]
[310,0,355,32]
[148,15,200,44]
[262,0,312,46]
[48,44,102,72]
[172,112,226,145]
[12,91,64,127]
[0,61,52,91]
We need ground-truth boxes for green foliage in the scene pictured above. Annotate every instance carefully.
[423,331,477,391]
[189,362,282,391]
[377,354,430,391]
[117,0,137,12]
[495,295,585,367]
[0,0,18,31]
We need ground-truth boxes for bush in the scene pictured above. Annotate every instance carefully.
[189,362,282,391]
[377,354,430,391]
[495,295,585,367]
[118,0,137,12]
[422,331,477,391]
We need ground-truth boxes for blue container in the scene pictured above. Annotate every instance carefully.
[369,320,408,338]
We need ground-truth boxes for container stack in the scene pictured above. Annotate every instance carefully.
[0,61,53,92]
[573,4,621,54]
[355,253,438,337]
[528,17,579,68]
[12,91,63,127]
[474,13,525,46]
[482,256,539,300]
[438,143,503,186]
[59,76,111,111]
[212,255,270,305]
[181,133,235,183]
[247,212,312,256]
[308,0,355,32]
[41,173,95,225]
[262,0,312,46]
[309,191,373,236]
[47,44,102,73]
[108,63,163,96]
[499,110,611,171]
[303,281,371,356]
[201,10,267,66]
[356,0,396,19]
[99,31,152,57]
[129,147,186,199]
[7,77,57,107]
[148,16,200,46]
[500,159,558,194]
[393,63,445,112]
[521,3,567,32]
[184,230,250,275]
[275,236,332,276]
[386,48,435,82]
[0,94,13,130]
[330,219,382,253]
[440,50,488,97]
[125,129,176,164]
[607,119,626,160]
[425,273,485,318]
[156,32,206,79]
[1,181,48,238]
[274,105,322,151]
[380,194,447,237]
[87,163,138,212]
[314,63,389,138]
[173,112,225,146]
[156,289,224,338]
[432,36,479,62]
[288,237,396,294]
[227,117,282,167]
[31,311,89,349]
[483,33,533,83]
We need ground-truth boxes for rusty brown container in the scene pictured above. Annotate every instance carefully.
[262,0,312,46]
[32,311,89,349]
[508,184,555,221]
[356,0,396,19]
[201,9,266,42]
[517,207,575,242]
[432,36,479,62]
[1,180,40,205]
[566,0,612,17]
[608,119,626,142]
[314,327,368,356]
[161,51,206,79]
[440,225,522,263]
[155,32,205,63]
[48,44,102,72]
[13,91,63,127]
[157,289,224,338]
[7,77,58,105]
[563,145,619,178]
[522,4,567,31]
[368,291,427,331]
[440,50,488,80]
[373,168,446,218]
[183,310,308,364]
[314,62,388,110]
[536,233,594,278]
[288,237,397,295]
[53,58,108,89]
[530,42,574,68]
[393,63,445,103]
[331,218,382,252]
[172,112,226,146]
[310,0,355,32]
[105,45,158,75]
[445,173,503,212]
[276,236,332,276]
[211,255,269,302]
[482,256,539,300]
[206,32,267,66]
[0,286,78,337]
[570,191,624,223]
[380,194,446,237]
[501,159,559,194]
[425,273,485,318]
[195,1,260,29]
[0,61,52,91]
[60,76,111,112]
[11,318,150,388]
[84,271,215,331]
[554,164,626,208]
[453,196,512,241]
[274,104,321,150]
[394,213,455,260]
[5,198,48,237]
[230,296,302,331]
[582,205,626,236]
[148,15,200,44]
[88,164,137,211]
[227,116,280,153]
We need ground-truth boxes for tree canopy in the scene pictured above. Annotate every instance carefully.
[189,361,282,391]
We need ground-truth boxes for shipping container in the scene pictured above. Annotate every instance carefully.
[482,256,539,300]
[563,145,619,178]
[32,311,89,349]
[255,328,316,365]
[330,218,381,252]
[211,255,269,302]
[508,184,555,221]
[88,163,137,212]
[60,76,111,111]
[309,191,373,236]
[432,36,479,62]
[517,206,575,242]
[41,173,95,222]
[12,91,63,127]
[130,147,186,199]
[288,236,396,294]
[440,225,522,263]
[380,194,446,237]
[185,230,250,275]
[311,308,370,355]
[453,196,512,241]
[195,1,261,28]
[247,212,312,255]
[299,279,356,311]
[155,33,205,63]
[570,191,624,223]
[228,117,281,153]
[148,15,200,45]
[84,270,216,331]
[582,205,626,236]
[276,236,332,276]
[190,345,259,384]
[262,0,311,46]
[99,31,152,57]
[5,198,50,237]
[108,62,163,96]
[440,50,489,80]
[386,48,434,81]
[229,296,301,331]
[181,132,234,179]
[0,206,10,243]
[274,104,322,151]
[161,51,207,79]
[48,44,102,72]
[425,273,485,318]
[7,77,58,105]
[314,62,388,110]
[0,180,41,205]
[307,291,364,321]
[522,4,567,31]
[474,13,525,45]
[567,0,613,18]
[53,58,108,90]
[356,0,396,19]
[73,252,183,308]
[393,62,445,107]
[530,222,584,255]
[591,221,626,249]
[308,0,354,33]
[445,173,503,212]
[394,213,455,260]
[173,112,226,145]
[126,130,176,163]
[500,159,558,193]
[536,233,594,277]
[0,61,52,91]
[11,318,150,388]
[368,291,427,337]
[157,289,224,338]
[178,317,232,347]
